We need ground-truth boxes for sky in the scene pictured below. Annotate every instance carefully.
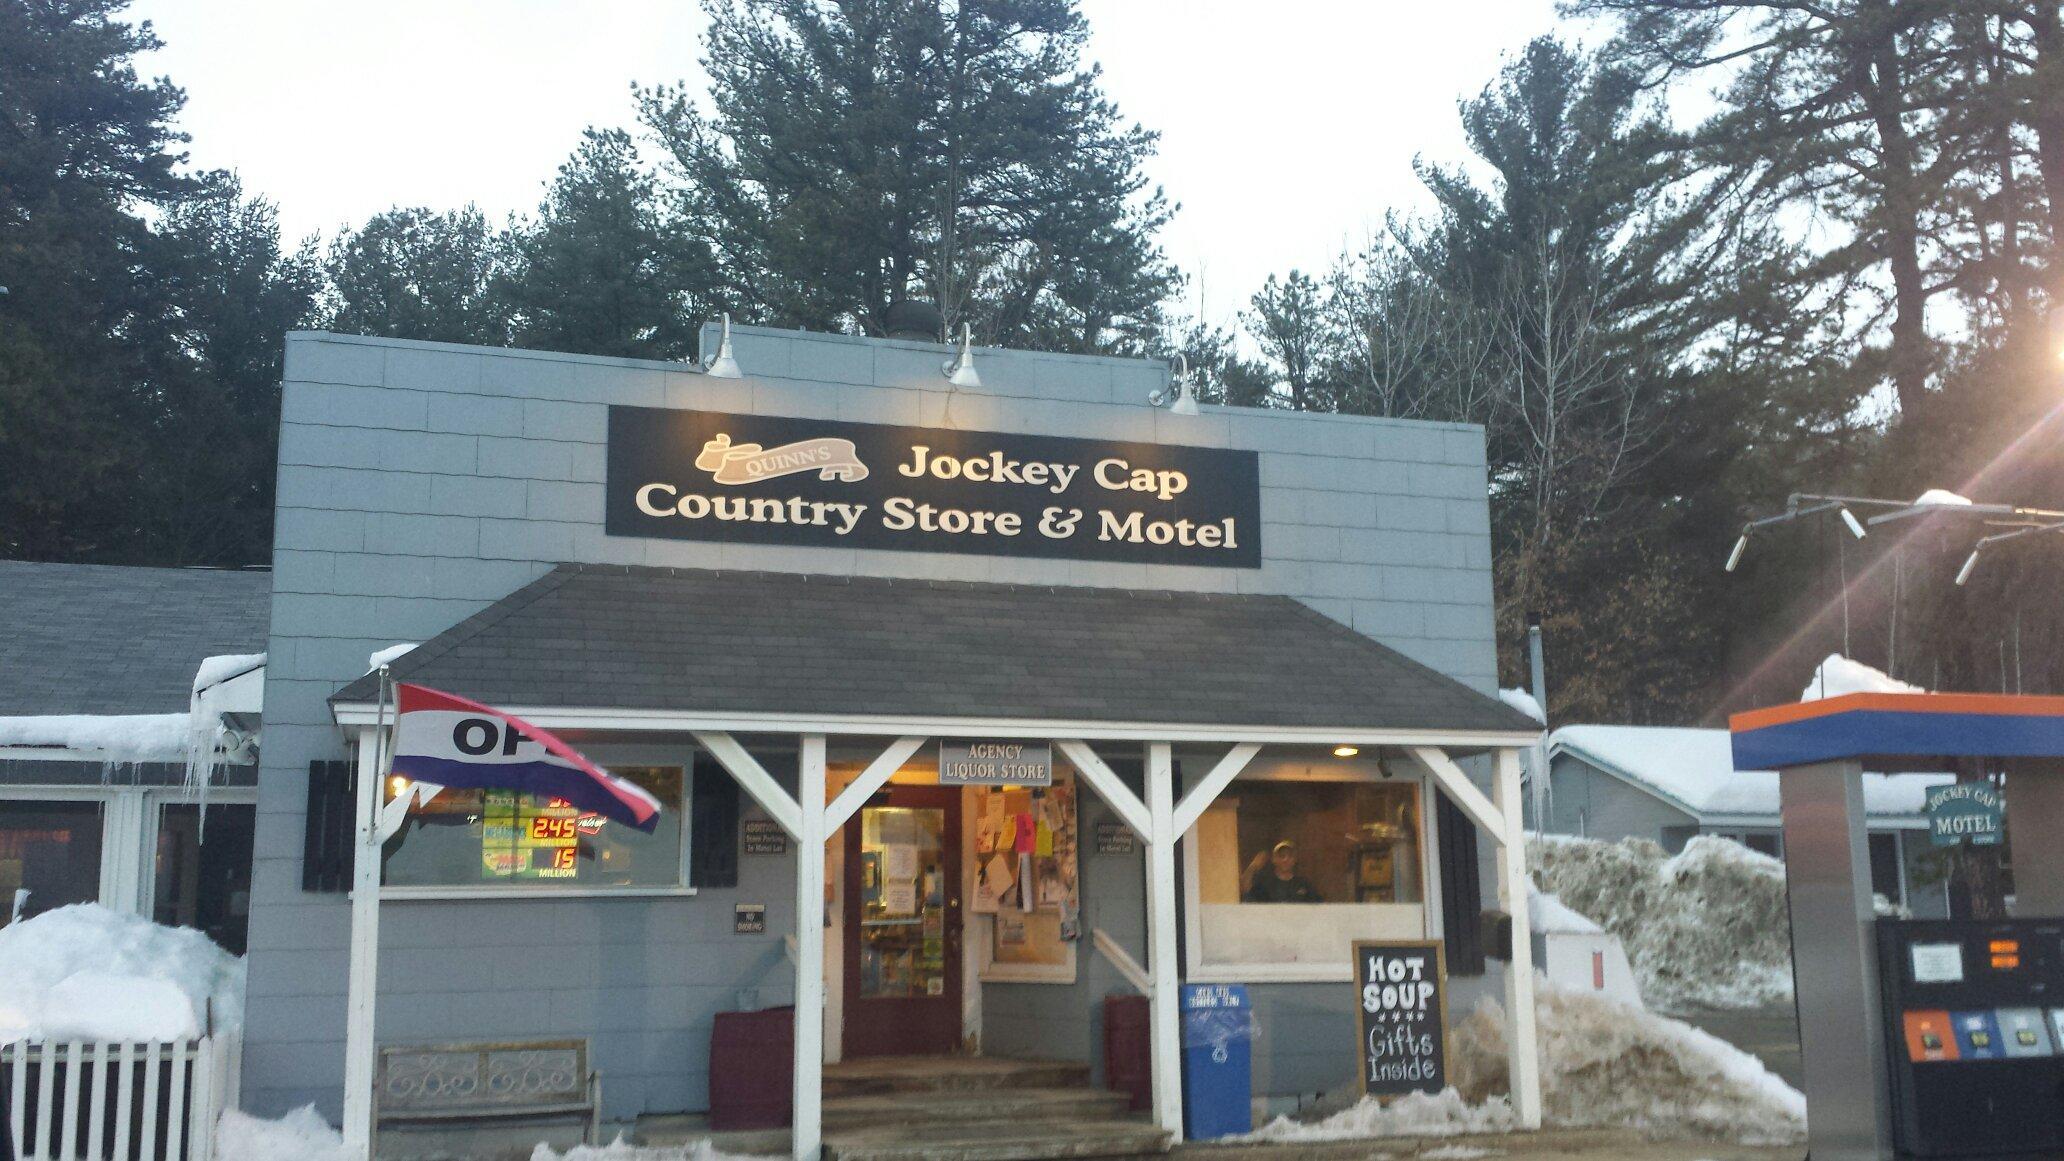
[128,0,1575,331]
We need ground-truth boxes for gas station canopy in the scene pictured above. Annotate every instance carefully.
[1732,692,2064,771]
[1730,692,2064,1161]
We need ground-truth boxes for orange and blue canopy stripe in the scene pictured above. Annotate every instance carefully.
[1729,693,2064,770]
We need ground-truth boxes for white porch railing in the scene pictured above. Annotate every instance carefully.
[4,1034,239,1161]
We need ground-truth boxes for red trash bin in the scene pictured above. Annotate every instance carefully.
[709,1005,795,1129]
[1103,994,1151,1111]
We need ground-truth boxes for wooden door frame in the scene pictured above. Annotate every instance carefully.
[840,783,964,1057]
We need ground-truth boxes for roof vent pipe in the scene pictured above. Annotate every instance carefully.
[884,299,945,343]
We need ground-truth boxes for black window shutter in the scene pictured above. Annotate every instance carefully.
[691,754,741,889]
[1436,790,1486,976]
[303,759,355,893]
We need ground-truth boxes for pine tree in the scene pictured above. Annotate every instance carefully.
[638,0,1179,353]
[323,205,515,345]
[144,178,321,564]
[503,128,716,360]
[0,0,205,559]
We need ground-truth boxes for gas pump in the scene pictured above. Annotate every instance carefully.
[1878,918,2064,1156]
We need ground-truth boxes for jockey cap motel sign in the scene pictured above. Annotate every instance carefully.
[606,406,1262,567]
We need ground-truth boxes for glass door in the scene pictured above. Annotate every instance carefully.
[843,785,962,1056]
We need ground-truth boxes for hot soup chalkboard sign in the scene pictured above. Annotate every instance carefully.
[1354,939,1449,1097]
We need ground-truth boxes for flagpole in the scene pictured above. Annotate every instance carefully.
[342,666,391,1159]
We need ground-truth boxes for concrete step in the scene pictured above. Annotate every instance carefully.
[825,1118,1172,1161]
[823,1056,1093,1098]
[823,1085,1134,1131]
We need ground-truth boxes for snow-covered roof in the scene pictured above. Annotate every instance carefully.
[0,713,195,764]
[1547,724,1950,821]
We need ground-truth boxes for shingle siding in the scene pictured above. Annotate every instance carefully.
[246,327,1505,1120]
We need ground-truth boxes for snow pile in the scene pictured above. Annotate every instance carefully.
[0,904,244,1042]
[1801,653,1923,701]
[215,1105,355,1161]
[193,653,266,694]
[1529,888,1603,936]
[532,1138,755,1161]
[1248,984,1803,1147]
[1498,688,1545,724]
[0,713,192,763]
[1529,836,1793,1011]
[1912,489,1973,508]
[1452,987,1804,1145]
[1245,1088,1516,1143]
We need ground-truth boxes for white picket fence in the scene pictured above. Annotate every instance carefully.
[3,1035,239,1161]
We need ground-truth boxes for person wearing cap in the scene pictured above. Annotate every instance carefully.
[1241,839,1322,903]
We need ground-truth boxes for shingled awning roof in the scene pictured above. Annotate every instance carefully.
[332,565,1537,737]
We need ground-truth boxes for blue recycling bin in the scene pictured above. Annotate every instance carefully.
[1180,983,1252,1139]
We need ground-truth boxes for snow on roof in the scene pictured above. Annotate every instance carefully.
[367,643,417,671]
[1500,687,1545,724]
[0,713,193,763]
[192,652,266,694]
[1800,653,1923,701]
[1547,724,1949,819]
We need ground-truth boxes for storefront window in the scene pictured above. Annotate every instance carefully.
[1190,779,1426,973]
[0,800,104,926]
[381,766,686,889]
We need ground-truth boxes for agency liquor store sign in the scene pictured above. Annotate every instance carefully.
[606,406,1262,567]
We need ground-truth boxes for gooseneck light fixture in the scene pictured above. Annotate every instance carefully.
[943,323,981,388]
[1148,355,1200,414]
[1724,493,1878,572]
[703,314,743,379]
[1955,520,2064,586]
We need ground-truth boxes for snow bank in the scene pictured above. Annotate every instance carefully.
[0,904,244,1042]
[215,1105,355,1161]
[192,652,266,694]
[1801,653,1923,701]
[1499,688,1545,724]
[1529,836,1793,1011]
[1245,1088,1516,1143]
[532,1138,756,1161]
[1246,984,1804,1147]
[0,713,192,763]
[1452,987,1804,1145]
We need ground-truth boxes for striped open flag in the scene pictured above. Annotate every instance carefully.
[388,683,661,831]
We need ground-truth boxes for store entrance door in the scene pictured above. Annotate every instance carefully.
[842,785,962,1057]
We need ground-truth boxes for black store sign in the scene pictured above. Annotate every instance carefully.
[605,406,1261,568]
[1354,939,1449,1098]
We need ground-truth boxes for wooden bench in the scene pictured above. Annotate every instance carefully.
[374,1039,601,1149]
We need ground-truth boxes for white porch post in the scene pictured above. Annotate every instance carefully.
[1493,747,1541,1128]
[342,727,384,1159]
[1144,742,1184,1140]
[793,735,827,1161]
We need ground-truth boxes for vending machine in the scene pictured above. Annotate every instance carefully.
[1878,918,2064,1156]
